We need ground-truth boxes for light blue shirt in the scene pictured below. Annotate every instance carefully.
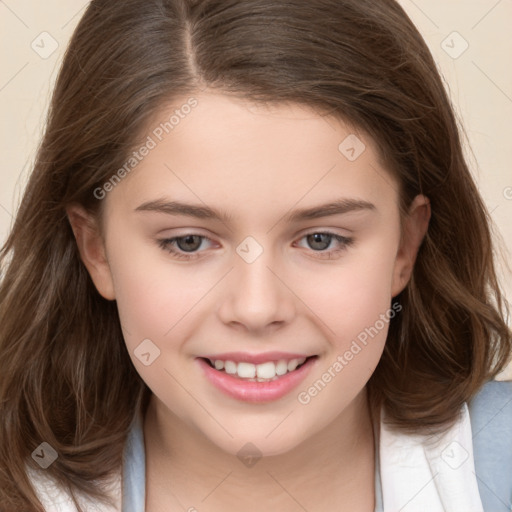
[121,380,512,511]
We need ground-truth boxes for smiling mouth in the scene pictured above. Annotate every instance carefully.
[200,356,317,382]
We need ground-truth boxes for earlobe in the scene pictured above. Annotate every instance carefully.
[66,204,116,300]
[391,195,431,297]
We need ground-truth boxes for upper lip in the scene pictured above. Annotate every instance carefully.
[199,352,316,365]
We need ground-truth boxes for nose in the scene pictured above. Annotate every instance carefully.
[217,247,296,334]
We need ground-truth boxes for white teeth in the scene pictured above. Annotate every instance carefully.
[256,361,276,379]
[287,358,299,372]
[237,362,256,378]
[287,358,306,372]
[275,360,288,375]
[224,360,237,374]
[209,357,309,380]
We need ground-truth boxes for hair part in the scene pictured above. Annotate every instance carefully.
[1,0,510,509]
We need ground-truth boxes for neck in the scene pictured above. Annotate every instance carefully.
[144,389,376,512]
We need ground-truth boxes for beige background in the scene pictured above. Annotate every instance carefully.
[1,1,511,378]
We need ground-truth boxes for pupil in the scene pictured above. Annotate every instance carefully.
[308,233,331,250]
[177,235,201,252]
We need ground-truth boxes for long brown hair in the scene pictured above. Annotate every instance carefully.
[1,0,511,509]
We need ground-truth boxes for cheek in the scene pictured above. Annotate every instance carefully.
[106,236,204,351]
[297,239,397,343]
[292,246,397,419]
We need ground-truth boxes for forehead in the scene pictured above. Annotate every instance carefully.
[105,92,400,219]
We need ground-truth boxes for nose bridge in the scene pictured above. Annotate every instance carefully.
[217,235,295,330]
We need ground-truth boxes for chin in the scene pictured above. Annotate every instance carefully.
[207,429,303,460]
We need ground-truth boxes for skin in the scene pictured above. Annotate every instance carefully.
[68,91,430,511]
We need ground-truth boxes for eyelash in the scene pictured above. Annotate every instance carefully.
[157,231,354,261]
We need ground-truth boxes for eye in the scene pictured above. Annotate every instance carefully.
[295,231,354,259]
[158,234,214,260]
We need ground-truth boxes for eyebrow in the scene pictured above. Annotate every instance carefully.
[134,198,376,223]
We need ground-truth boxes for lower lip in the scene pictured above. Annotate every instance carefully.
[196,356,318,403]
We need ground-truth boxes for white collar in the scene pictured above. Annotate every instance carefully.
[378,401,483,511]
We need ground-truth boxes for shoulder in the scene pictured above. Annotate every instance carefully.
[25,463,122,512]
[469,379,512,437]
[468,379,512,512]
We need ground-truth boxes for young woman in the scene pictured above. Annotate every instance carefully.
[1,1,511,510]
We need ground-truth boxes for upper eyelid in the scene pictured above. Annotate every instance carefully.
[162,229,348,241]
[160,226,351,239]
[161,230,352,251]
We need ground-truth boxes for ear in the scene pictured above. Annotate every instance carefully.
[391,194,431,297]
[66,203,116,300]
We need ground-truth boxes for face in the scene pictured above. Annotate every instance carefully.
[69,92,429,457]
